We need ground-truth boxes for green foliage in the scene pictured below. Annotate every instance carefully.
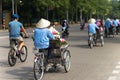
[3,0,119,23]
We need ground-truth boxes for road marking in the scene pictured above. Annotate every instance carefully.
[108,62,120,80]
[108,76,117,80]
[112,70,120,74]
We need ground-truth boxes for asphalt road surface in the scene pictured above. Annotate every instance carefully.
[1,24,120,80]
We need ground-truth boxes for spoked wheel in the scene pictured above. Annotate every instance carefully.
[8,48,17,66]
[63,50,71,72]
[90,41,93,49]
[100,36,104,47]
[33,58,44,80]
[19,45,27,62]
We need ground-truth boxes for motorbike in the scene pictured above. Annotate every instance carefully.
[61,27,69,38]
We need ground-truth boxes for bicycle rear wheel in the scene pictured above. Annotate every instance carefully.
[8,48,17,66]
[33,58,44,80]
[19,45,27,62]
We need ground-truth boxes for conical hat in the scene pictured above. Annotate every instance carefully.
[36,18,50,28]
[88,18,96,24]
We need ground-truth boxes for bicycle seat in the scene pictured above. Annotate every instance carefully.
[39,48,48,52]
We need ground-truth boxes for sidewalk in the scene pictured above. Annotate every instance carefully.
[0,29,8,32]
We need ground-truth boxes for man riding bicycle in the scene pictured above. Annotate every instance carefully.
[9,14,28,52]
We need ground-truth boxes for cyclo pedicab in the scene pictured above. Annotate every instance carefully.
[96,26,104,47]
[32,37,71,80]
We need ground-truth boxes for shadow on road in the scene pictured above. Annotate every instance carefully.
[0,60,9,67]
[70,44,89,49]
[0,46,10,48]
[6,67,34,80]
[70,44,103,49]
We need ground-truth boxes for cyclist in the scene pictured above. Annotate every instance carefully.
[112,18,119,35]
[33,18,55,59]
[88,18,99,44]
[9,14,28,52]
[104,18,112,37]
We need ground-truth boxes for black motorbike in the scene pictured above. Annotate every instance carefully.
[61,27,69,38]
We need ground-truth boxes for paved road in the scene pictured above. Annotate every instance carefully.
[1,24,120,80]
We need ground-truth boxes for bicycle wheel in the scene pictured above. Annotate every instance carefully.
[19,45,27,62]
[63,50,71,72]
[33,57,44,80]
[8,48,17,66]
[100,36,104,47]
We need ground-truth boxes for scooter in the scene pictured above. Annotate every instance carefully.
[61,27,69,38]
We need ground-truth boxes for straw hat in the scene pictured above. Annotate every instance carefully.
[36,18,50,28]
[88,18,96,24]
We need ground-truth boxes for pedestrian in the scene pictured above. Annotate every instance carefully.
[80,19,85,30]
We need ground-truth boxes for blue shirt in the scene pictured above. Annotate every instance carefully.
[34,28,55,49]
[88,23,99,34]
[105,20,111,29]
[9,20,23,37]
[113,20,118,27]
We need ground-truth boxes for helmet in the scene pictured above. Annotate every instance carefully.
[12,14,19,19]
[64,20,67,22]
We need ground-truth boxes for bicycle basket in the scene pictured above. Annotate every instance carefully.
[50,39,61,49]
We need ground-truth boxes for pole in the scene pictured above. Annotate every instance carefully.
[12,0,14,14]
[66,10,69,23]
[15,0,17,14]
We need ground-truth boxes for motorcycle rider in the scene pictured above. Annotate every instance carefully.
[61,20,69,37]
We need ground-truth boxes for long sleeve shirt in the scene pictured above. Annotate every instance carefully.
[88,23,99,34]
[34,28,55,49]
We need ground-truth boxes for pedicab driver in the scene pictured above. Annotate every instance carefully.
[33,18,55,59]
[88,18,99,44]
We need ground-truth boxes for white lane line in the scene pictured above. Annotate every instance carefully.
[108,76,117,80]
[112,70,120,74]
[115,65,120,69]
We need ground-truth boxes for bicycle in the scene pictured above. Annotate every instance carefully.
[33,40,71,80]
[88,33,96,49]
[8,39,27,66]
